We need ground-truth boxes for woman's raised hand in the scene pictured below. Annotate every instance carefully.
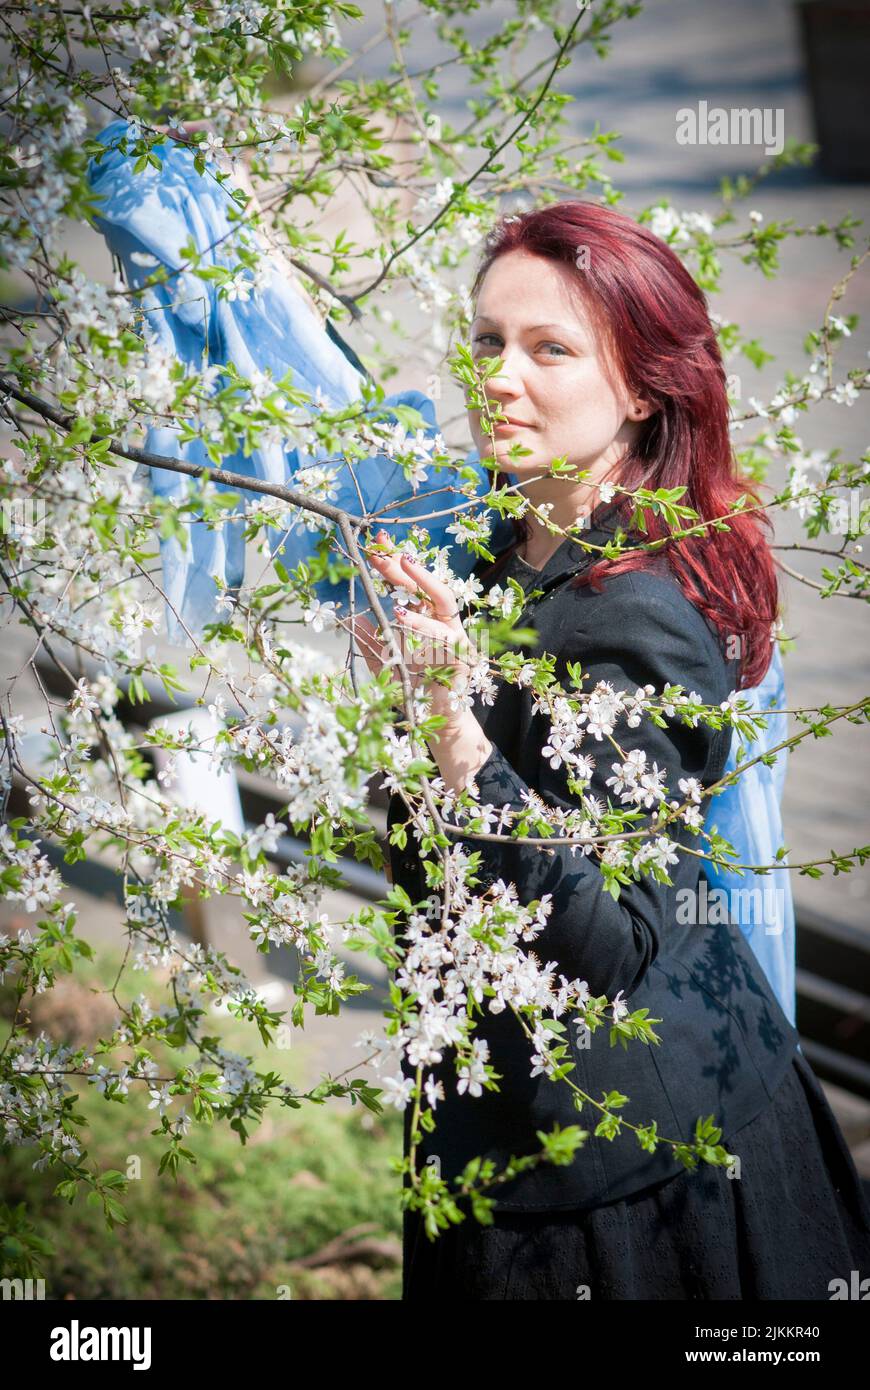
[350,531,477,717]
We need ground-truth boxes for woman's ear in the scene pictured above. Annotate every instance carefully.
[628,396,655,422]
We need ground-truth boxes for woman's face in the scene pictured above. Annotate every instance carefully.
[466,249,649,490]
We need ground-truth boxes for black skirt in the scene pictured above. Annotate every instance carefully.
[402,1048,870,1300]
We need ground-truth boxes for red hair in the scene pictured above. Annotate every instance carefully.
[469,201,779,689]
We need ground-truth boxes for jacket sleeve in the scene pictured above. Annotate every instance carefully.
[455,573,733,1001]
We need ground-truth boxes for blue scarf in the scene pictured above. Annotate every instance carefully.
[86,118,505,640]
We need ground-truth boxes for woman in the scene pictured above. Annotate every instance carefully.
[87,130,870,1298]
[352,203,870,1299]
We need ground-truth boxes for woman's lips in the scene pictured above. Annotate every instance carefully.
[493,419,532,432]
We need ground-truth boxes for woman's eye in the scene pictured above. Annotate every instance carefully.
[472,335,567,357]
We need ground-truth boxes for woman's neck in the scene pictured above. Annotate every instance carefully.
[516,531,560,570]
[517,490,621,569]
[518,504,589,569]
[515,471,613,568]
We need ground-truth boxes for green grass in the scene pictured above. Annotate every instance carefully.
[0,941,404,1300]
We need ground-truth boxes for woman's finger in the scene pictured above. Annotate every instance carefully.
[363,531,459,622]
[349,614,382,661]
[348,614,385,675]
[395,553,461,623]
[393,613,476,690]
[394,607,471,649]
[364,547,420,601]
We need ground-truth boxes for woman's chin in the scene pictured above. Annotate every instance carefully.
[474,440,542,471]
[494,455,545,479]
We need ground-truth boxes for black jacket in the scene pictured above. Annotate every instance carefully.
[387,504,800,1212]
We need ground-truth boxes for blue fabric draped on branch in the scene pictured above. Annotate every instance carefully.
[86,118,796,1025]
[87,118,506,641]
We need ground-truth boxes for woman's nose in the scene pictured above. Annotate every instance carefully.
[482,346,526,400]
